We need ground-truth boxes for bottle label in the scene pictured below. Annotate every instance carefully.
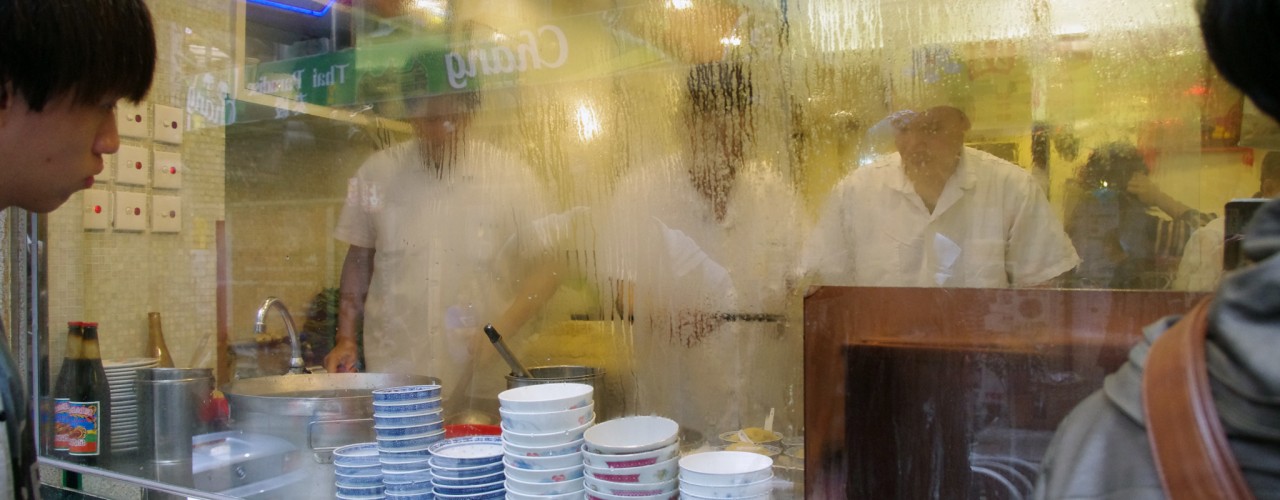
[65,401,101,456]
[53,398,70,451]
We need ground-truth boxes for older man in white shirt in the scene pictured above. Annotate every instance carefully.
[804,106,1080,288]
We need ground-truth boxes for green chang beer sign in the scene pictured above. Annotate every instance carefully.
[244,23,577,109]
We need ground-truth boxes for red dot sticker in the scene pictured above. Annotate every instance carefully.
[134,114,142,122]
[168,210,176,218]
[171,121,178,129]
[133,208,141,216]
[135,162,142,170]
[93,206,102,214]
[168,167,176,174]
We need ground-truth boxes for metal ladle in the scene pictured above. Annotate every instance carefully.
[484,324,532,378]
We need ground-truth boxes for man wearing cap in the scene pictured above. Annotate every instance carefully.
[803,106,1080,288]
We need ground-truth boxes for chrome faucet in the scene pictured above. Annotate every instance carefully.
[254,297,307,374]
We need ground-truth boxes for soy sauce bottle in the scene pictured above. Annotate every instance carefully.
[59,322,110,465]
[52,322,83,456]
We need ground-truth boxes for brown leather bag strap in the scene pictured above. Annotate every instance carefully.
[1142,297,1254,500]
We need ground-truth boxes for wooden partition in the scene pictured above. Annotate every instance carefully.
[803,287,1208,499]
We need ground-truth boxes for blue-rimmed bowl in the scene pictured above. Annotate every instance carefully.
[377,429,446,450]
[433,479,504,496]
[374,398,443,414]
[426,436,503,468]
[373,384,442,402]
[375,409,444,427]
[335,483,385,497]
[333,442,380,467]
[334,471,384,487]
[379,445,433,460]
[433,488,504,500]
[431,469,503,487]
[430,460,504,479]
[381,455,432,473]
[335,494,386,500]
[335,461,382,476]
[382,467,433,484]
[384,480,433,494]
[385,488,435,499]
[376,420,445,437]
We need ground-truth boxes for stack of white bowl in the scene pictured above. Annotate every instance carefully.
[334,442,386,500]
[498,383,596,499]
[427,436,506,499]
[678,451,775,499]
[580,416,681,500]
[372,384,445,499]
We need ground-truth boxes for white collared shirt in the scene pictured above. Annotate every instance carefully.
[803,147,1080,288]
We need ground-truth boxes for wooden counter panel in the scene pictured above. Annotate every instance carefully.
[803,287,1207,499]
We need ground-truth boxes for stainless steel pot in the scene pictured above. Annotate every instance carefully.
[224,373,439,461]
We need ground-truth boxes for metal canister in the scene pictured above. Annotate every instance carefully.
[505,365,608,418]
[135,368,214,465]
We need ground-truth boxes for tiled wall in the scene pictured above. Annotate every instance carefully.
[47,0,232,368]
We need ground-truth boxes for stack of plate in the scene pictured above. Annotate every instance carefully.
[333,442,386,500]
[102,357,158,453]
[372,384,445,499]
[428,436,506,499]
[581,416,680,500]
[498,383,595,499]
[678,451,775,499]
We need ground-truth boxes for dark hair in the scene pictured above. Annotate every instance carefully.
[1261,151,1280,183]
[1200,0,1280,120]
[0,0,156,111]
[1081,142,1148,191]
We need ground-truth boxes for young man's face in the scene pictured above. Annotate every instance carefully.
[0,92,119,212]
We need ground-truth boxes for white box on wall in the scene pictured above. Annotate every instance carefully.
[82,190,110,230]
[153,105,183,144]
[117,101,149,139]
[151,195,181,233]
[113,192,146,231]
[96,154,113,182]
[115,145,149,186]
[153,151,182,190]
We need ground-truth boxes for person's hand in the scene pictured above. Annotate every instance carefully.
[324,338,360,373]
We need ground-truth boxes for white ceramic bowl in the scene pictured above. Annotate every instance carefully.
[504,437,584,458]
[582,441,678,469]
[584,476,677,496]
[502,420,593,447]
[499,383,594,413]
[583,416,678,454]
[332,442,380,467]
[500,404,595,434]
[677,491,769,500]
[506,486,586,500]
[584,488,678,500]
[503,459,584,483]
[678,451,773,486]
[679,475,774,497]
[583,455,678,484]
[505,476,585,496]
[504,451,583,470]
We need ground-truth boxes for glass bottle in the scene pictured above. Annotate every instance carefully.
[52,322,83,456]
[147,312,174,368]
[63,322,110,465]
